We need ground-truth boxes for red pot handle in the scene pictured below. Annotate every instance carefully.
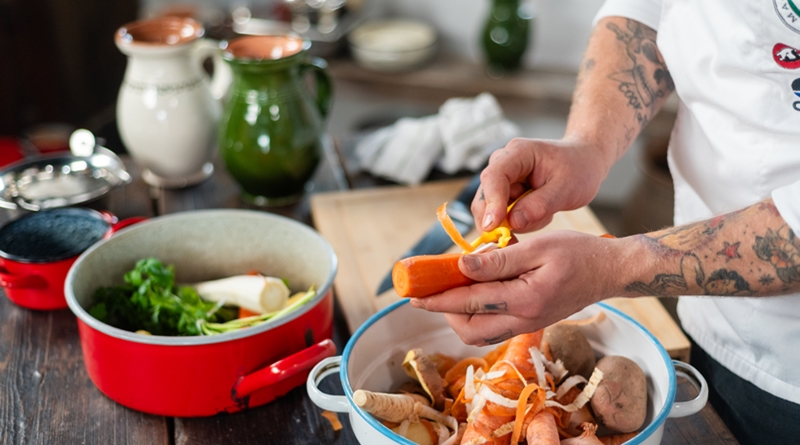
[109,216,147,234]
[234,338,337,399]
[98,211,147,235]
[0,266,46,289]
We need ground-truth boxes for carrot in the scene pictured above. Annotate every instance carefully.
[238,307,261,318]
[482,340,510,368]
[510,384,546,444]
[459,331,544,445]
[392,254,474,298]
[525,410,560,445]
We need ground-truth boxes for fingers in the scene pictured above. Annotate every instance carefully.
[475,141,536,231]
[459,242,541,282]
[506,183,562,231]
[410,279,521,316]
[443,313,536,346]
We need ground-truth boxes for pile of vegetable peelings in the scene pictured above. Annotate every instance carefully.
[89,258,316,336]
[380,194,646,444]
[356,314,649,445]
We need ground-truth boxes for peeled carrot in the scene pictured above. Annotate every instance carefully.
[392,254,474,298]
[525,410,560,445]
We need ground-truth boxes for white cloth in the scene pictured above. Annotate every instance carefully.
[596,0,800,403]
[355,93,518,185]
[437,93,519,174]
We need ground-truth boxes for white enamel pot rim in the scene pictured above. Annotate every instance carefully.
[307,299,709,445]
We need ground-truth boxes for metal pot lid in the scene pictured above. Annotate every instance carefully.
[0,146,131,211]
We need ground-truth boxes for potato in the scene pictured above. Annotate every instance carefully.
[392,420,437,445]
[590,356,647,433]
[543,323,596,379]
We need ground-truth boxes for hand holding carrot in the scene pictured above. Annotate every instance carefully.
[409,230,635,346]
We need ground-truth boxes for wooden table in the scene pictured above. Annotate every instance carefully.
[0,150,738,444]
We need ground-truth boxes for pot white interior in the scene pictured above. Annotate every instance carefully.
[65,209,337,345]
[340,300,676,445]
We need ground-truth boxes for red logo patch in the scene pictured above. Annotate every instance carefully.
[774,43,800,69]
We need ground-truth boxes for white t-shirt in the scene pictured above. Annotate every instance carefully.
[595,0,800,403]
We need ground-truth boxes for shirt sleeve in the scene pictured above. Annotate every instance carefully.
[593,0,664,31]
[772,182,800,236]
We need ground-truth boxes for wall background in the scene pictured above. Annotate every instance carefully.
[139,0,606,71]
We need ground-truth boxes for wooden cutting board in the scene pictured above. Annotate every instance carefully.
[311,178,690,362]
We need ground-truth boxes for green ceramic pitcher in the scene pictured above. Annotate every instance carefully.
[220,35,332,206]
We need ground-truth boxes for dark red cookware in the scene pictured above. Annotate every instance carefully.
[65,210,338,416]
[0,208,144,310]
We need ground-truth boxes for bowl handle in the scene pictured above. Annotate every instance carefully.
[233,338,336,399]
[306,356,350,413]
[667,360,709,418]
[0,267,46,289]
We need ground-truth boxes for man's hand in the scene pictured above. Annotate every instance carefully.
[473,138,611,234]
[409,231,633,345]
[472,17,673,236]
[412,199,800,346]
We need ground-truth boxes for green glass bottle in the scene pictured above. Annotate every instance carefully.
[481,0,532,73]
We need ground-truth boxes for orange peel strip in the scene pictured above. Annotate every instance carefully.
[445,357,489,384]
[437,202,475,253]
[321,410,343,431]
[510,383,545,444]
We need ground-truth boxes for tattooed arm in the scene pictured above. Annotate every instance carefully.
[621,200,795,298]
[473,17,673,234]
[412,199,797,345]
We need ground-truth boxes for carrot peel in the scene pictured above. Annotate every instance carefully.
[437,203,475,252]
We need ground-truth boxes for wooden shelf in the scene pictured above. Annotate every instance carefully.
[327,57,578,104]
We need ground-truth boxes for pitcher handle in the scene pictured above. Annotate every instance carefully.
[192,38,232,101]
[300,57,333,120]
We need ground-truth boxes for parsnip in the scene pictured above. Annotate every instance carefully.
[194,275,290,314]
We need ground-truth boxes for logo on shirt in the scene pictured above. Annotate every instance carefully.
[774,43,800,68]
[774,0,800,34]
[793,78,800,111]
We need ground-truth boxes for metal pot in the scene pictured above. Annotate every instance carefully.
[0,208,143,310]
[307,300,708,445]
[66,209,338,416]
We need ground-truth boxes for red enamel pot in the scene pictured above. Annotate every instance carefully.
[0,208,144,310]
[64,209,337,416]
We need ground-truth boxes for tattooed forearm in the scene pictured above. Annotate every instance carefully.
[605,19,674,131]
[622,199,797,298]
[753,225,800,284]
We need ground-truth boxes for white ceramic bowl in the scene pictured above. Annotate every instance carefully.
[348,20,437,72]
[308,300,708,445]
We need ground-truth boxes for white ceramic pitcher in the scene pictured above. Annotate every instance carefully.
[115,17,230,188]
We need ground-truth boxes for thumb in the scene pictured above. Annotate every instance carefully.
[458,243,538,282]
